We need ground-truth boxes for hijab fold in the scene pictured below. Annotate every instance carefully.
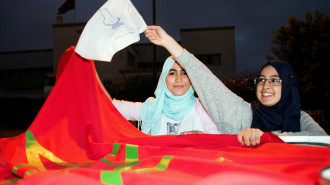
[251,60,301,132]
[139,57,196,135]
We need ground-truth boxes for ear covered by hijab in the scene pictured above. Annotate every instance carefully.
[139,57,196,135]
[251,60,301,132]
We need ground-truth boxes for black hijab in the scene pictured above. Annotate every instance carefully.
[251,60,301,132]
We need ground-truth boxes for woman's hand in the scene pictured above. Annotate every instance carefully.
[144,25,170,47]
[180,130,204,135]
[237,128,264,146]
[144,25,184,58]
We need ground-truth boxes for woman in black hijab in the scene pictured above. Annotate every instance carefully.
[238,60,325,146]
[251,60,301,132]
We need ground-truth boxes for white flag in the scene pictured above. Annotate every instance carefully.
[75,0,147,62]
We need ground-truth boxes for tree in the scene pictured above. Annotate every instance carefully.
[223,72,256,103]
[266,10,330,110]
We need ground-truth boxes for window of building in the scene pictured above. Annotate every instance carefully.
[195,53,221,65]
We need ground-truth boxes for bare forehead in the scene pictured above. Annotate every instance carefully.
[260,65,279,77]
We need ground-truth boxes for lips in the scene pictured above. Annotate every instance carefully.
[262,92,273,97]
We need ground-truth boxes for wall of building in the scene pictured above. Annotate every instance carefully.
[53,23,236,84]
[0,49,53,98]
[52,23,85,74]
[52,21,141,84]
[180,27,236,80]
[0,21,236,98]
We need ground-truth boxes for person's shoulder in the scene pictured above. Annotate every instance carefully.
[299,110,315,123]
[300,110,311,117]
[194,98,207,111]
[145,97,156,103]
[195,98,202,105]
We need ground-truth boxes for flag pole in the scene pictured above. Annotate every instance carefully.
[73,0,76,23]
[152,0,157,87]
[57,0,75,19]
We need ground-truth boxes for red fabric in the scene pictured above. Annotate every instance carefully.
[0,46,146,174]
[0,46,329,185]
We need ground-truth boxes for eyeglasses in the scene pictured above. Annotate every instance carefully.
[254,77,282,86]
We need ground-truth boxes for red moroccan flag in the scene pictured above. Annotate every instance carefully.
[58,0,75,15]
[0,46,147,178]
[0,46,329,185]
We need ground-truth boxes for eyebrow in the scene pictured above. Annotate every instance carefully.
[259,74,280,78]
[169,69,185,72]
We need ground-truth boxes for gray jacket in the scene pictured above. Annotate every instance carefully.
[176,49,327,136]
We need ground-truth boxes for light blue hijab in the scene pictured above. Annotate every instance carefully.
[139,57,196,135]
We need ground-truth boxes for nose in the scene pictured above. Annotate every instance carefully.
[262,79,271,89]
[175,74,183,82]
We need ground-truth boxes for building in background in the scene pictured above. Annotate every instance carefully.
[181,27,236,80]
[0,49,53,98]
[0,19,235,98]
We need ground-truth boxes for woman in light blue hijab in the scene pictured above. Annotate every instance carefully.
[140,57,196,135]
[112,57,220,135]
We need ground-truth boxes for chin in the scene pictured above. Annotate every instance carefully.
[173,91,186,96]
[173,93,184,96]
[261,101,276,107]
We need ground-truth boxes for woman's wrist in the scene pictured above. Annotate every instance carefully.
[164,37,184,58]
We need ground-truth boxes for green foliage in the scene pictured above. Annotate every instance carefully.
[266,10,330,110]
[223,72,257,103]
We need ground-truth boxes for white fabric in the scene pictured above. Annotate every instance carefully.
[75,0,147,62]
[112,99,220,135]
[157,105,206,135]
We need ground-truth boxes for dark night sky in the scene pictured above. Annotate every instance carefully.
[0,0,329,73]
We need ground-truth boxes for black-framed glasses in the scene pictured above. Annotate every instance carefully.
[254,77,282,86]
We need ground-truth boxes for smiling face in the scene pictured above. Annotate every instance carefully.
[166,62,192,96]
[256,65,282,106]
